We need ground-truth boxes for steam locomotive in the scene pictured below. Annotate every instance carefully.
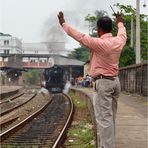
[43,65,65,93]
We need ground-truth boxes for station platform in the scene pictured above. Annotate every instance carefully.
[72,87,147,148]
[0,85,23,99]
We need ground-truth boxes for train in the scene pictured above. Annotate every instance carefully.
[42,65,65,93]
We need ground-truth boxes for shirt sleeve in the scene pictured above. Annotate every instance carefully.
[62,23,102,52]
[117,22,127,46]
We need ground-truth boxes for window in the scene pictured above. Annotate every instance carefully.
[39,59,47,63]
[30,60,36,63]
[4,40,9,45]
[0,57,3,62]
[4,50,9,54]
[23,58,28,62]
[4,57,8,62]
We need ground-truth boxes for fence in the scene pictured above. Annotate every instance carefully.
[119,63,147,96]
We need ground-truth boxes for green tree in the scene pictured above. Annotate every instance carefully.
[68,5,147,66]
[23,69,40,85]
[68,46,90,62]
[119,46,135,67]
[114,3,148,64]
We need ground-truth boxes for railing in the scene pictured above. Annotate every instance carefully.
[23,62,52,68]
[119,62,147,96]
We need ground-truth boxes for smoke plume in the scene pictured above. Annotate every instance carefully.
[41,0,111,54]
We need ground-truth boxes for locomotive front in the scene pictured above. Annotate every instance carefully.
[43,66,65,93]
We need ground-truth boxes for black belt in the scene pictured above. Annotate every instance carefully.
[93,75,115,81]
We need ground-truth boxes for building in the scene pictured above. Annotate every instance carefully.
[22,43,49,55]
[0,32,22,55]
[22,42,71,69]
[22,54,84,81]
[22,42,70,56]
[0,33,84,85]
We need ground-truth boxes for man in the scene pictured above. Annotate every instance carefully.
[57,11,127,148]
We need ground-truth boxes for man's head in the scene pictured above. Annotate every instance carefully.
[97,16,112,37]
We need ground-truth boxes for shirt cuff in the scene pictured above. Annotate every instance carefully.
[62,22,66,27]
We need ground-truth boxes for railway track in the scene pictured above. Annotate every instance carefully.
[0,92,24,104]
[0,93,73,148]
[0,93,36,116]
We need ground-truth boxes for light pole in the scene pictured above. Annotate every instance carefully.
[135,0,141,64]
[130,14,134,48]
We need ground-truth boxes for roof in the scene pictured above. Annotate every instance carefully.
[22,43,48,50]
[1,53,84,66]
[22,42,67,51]
[0,32,12,37]
[52,55,84,66]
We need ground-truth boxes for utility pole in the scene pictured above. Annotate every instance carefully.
[130,14,134,48]
[136,0,141,64]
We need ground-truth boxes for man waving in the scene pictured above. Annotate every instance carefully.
[57,11,127,148]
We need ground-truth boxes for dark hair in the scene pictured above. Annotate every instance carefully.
[97,16,112,33]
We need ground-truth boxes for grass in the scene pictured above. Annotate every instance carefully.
[69,92,86,109]
[65,91,95,148]
[67,122,95,148]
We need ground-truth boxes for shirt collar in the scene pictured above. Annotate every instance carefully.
[100,33,112,39]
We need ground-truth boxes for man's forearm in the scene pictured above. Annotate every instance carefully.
[62,23,86,43]
[117,22,127,45]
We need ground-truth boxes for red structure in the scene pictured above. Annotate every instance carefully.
[23,62,53,69]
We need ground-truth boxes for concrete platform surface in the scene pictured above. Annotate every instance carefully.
[0,85,22,95]
[73,87,147,148]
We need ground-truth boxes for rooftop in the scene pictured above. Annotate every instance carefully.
[0,32,12,37]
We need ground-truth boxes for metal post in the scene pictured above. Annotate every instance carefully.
[131,15,134,48]
[136,0,141,64]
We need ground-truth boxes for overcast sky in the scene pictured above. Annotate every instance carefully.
[0,0,147,50]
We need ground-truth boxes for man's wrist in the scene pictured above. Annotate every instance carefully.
[118,22,124,27]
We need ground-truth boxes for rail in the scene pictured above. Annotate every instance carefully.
[0,93,36,116]
[0,93,74,148]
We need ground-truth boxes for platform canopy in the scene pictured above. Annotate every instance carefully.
[51,55,84,66]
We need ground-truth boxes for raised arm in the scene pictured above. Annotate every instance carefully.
[116,12,127,46]
[57,11,102,52]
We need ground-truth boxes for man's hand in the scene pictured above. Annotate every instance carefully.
[57,11,65,26]
[115,11,124,24]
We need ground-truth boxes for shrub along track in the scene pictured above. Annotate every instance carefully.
[0,93,73,148]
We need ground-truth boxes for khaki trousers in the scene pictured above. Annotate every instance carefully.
[93,77,120,148]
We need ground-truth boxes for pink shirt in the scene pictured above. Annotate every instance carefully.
[62,22,127,78]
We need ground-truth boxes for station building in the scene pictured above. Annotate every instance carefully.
[0,32,22,55]
[0,33,84,86]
